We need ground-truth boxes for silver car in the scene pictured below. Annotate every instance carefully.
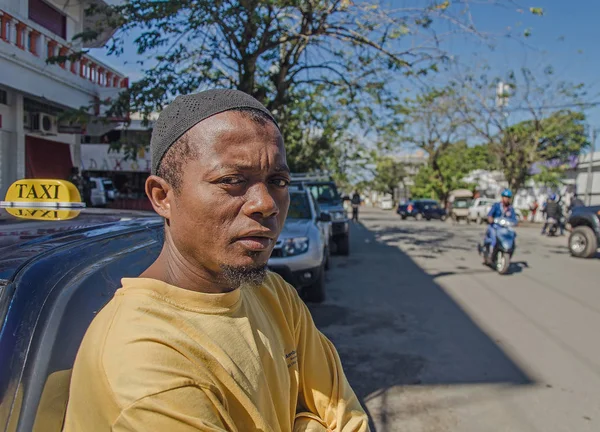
[268,187,331,302]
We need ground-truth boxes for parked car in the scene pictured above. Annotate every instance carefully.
[468,198,524,224]
[0,179,163,432]
[379,196,394,210]
[292,174,350,256]
[89,177,116,207]
[566,204,600,258]
[468,197,496,224]
[397,199,447,221]
[448,189,473,223]
[268,187,331,302]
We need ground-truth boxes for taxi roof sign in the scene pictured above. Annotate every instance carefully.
[1,179,85,209]
[3,208,81,221]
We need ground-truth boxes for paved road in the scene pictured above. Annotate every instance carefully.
[308,206,600,432]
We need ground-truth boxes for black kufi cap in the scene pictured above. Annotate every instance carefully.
[150,89,278,174]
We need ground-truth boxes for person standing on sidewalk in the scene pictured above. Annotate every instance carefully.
[351,190,361,222]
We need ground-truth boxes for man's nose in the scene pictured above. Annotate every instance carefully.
[243,183,279,219]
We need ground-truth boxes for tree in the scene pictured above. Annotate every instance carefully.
[371,156,407,198]
[401,87,463,203]
[57,0,546,170]
[411,142,497,201]
[454,67,590,192]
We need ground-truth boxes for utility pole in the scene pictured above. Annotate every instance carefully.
[585,129,596,206]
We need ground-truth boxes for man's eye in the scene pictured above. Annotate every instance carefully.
[219,177,245,185]
[271,178,290,188]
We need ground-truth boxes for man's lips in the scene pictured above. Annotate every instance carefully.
[234,236,273,251]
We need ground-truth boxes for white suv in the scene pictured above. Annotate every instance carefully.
[468,197,496,224]
[268,187,331,303]
[468,197,523,224]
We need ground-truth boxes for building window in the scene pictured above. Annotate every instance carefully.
[0,89,7,105]
[28,0,67,40]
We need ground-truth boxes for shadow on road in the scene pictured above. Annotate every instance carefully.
[308,212,534,430]
[373,222,478,256]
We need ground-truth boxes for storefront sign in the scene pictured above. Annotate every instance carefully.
[80,144,151,172]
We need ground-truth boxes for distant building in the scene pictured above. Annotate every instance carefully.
[0,0,128,197]
[80,119,154,200]
[567,151,600,206]
[391,150,428,202]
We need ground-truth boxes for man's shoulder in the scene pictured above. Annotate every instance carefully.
[73,291,211,408]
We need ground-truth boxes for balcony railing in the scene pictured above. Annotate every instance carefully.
[0,8,128,90]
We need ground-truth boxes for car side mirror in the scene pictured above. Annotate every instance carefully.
[319,212,332,222]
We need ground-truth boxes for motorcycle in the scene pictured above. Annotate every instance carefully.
[478,217,517,274]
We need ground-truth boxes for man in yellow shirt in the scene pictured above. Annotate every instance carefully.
[63,89,369,431]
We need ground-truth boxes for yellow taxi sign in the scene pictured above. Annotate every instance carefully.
[1,179,84,208]
[3,208,81,221]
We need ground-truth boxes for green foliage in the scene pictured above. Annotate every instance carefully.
[371,157,407,196]
[529,7,544,16]
[497,110,588,191]
[411,142,497,201]
[410,166,440,200]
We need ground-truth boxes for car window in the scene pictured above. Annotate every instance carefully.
[454,199,471,208]
[306,183,341,204]
[288,193,312,219]
[102,180,114,191]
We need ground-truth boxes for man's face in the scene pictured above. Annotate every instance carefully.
[502,196,511,206]
[166,111,290,280]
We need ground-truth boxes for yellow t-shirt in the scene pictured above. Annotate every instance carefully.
[63,273,368,431]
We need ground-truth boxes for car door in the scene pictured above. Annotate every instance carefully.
[89,179,105,207]
[469,199,480,218]
[311,195,329,250]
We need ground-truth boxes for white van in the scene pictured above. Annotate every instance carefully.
[89,177,116,207]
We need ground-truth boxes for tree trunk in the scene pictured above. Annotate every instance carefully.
[238,58,257,95]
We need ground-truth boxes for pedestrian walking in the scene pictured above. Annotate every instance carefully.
[351,190,361,222]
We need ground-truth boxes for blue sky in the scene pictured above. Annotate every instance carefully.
[89,0,600,136]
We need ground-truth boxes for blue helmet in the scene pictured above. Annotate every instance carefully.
[550,193,557,201]
[501,188,513,198]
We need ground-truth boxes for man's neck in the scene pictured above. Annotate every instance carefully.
[140,246,237,294]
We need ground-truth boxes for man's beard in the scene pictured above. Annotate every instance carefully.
[220,263,268,288]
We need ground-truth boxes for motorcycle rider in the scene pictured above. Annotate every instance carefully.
[482,189,517,263]
[541,193,563,236]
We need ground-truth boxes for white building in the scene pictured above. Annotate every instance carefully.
[0,0,127,197]
[568,151,600,206]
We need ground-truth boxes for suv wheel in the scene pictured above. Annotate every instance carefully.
[569,226,598,258]
[304,264,326,303]
[336,234,350,256]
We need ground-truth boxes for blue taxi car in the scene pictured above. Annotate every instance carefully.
[0,179,162,431]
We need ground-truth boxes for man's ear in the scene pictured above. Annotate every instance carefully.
[145,175,173,219]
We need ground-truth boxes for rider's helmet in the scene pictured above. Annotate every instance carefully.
[501,188,513,198]
[549,193,557,201]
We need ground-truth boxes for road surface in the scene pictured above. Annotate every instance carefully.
[309,206,600,432]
